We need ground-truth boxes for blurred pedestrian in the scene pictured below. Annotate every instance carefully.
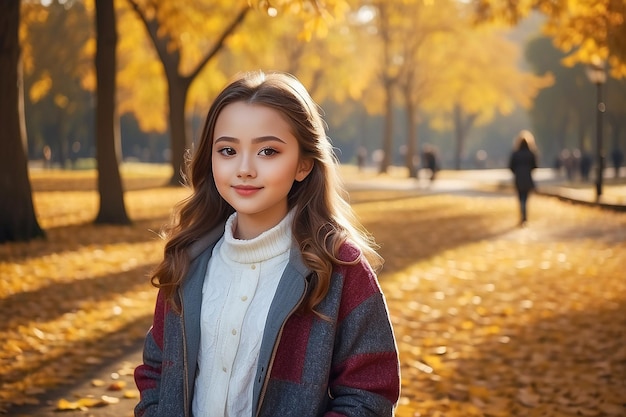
[356,146,367,171]
[422,144,439,183]
[509,130,538,226]
[561,149,574,181]
[552,153,562,178]
[43,145,52,169]
[571,149,582,181]
[474,150,488,169]
[580,150,592,182]
[612,147,624,178]
[133,71,400,417]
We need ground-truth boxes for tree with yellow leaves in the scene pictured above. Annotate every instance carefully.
[122,0,249,185]
[472,0,626,78]
[365,0,403,174]
[352,0,550,173]
[2,0,351,241]
[392,0,458,177]
[122,0,351,185]
[213,1,374,105]
[423,16,552,170]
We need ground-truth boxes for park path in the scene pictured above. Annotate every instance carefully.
[8,180,626,417]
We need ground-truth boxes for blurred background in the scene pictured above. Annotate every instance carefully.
[4,0,625,241]
[10,0,626,175]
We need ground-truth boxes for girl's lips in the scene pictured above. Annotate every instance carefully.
[233,185,261,196]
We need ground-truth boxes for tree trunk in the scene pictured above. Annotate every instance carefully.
[453,103,477,170]
[377,2,394,174]
[167,76,191,186]
[0,0,45,243]
[453,104,463,170]
[379,78,394,174]
[404,97,418,178]
[94,0,130,224]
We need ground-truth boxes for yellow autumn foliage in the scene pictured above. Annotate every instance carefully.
[474,0,626,78]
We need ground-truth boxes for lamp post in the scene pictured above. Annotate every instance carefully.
[585,58,607,201]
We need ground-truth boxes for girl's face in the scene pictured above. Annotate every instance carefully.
[212,101,312,239]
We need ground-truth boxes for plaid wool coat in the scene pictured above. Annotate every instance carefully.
[134,225,400,417]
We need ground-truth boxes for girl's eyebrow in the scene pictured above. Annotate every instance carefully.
[214,136,287,145]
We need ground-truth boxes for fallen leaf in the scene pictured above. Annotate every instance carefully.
[108,381,127,391]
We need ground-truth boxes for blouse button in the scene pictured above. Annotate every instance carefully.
[232,329,237,335]
[251,264,256,270]
[241,296,248,302]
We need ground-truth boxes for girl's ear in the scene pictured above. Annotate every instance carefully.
[295,158,314,182]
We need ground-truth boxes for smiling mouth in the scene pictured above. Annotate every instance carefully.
[233,185,262,196]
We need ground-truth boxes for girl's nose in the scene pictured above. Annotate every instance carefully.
[237,154,256,178]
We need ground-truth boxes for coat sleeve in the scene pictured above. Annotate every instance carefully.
[326,253,401,416]
[134,290,167,417]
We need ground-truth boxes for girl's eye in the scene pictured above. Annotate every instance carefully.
[259,147,278,156]
[217,147,236,156]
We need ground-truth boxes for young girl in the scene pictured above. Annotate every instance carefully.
[134,71,400,417]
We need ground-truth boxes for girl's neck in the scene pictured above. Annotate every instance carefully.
[233,207,290,240]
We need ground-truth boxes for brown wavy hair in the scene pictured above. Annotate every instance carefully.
[151,71,382,314]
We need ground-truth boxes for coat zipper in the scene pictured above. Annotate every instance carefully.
[255,280,308,417]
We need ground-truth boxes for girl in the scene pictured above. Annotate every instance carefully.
[134,71,400,417]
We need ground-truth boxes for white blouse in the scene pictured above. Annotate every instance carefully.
[192,210,294,417]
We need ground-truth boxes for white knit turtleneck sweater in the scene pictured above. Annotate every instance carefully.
[192,210,294,417]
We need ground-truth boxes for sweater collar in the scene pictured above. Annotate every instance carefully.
[221,210,294,264]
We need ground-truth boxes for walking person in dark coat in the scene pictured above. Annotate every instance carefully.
[580,150,592,182]
[421,144,439,183]
[509,130,538,226]
[612,148,624,178]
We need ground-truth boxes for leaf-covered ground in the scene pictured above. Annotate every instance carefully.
[1,165,625,416]
[353,192,626,417]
